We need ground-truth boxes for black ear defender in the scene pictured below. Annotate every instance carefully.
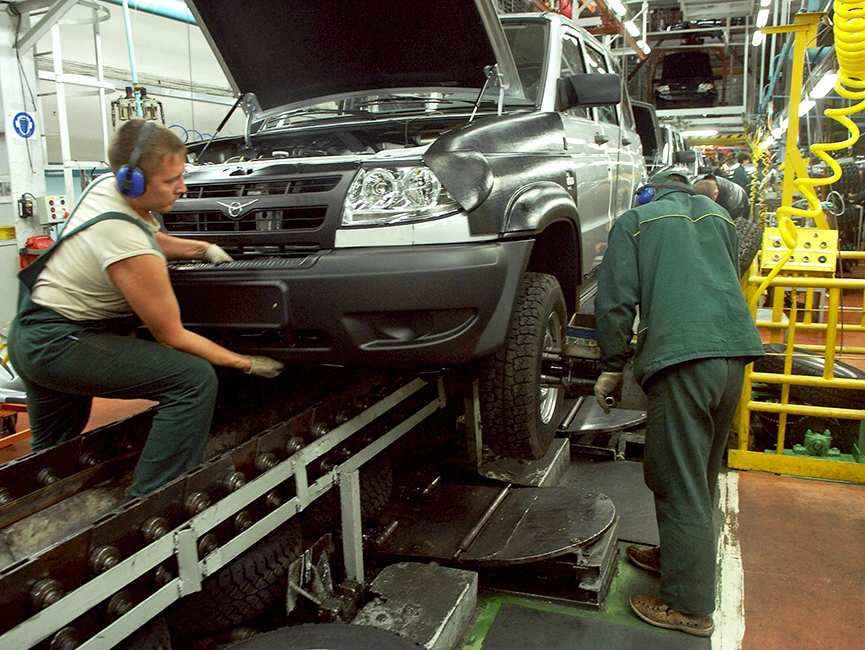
[635,182,697,205]
[116,121,156,198]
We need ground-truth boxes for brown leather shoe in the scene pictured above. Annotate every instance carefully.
[626,544,661,574]
[629,595,714,637]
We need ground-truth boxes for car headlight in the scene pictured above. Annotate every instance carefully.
[697,82,715,92]
[656,84,670,93]
[342,166,460,226]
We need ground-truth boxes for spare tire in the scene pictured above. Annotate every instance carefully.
[167,521,303,638]
[754,344,865,411]
[735,217,763,278]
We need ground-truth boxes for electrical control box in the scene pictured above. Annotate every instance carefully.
[40,195,70,225]
[760,227,838,274]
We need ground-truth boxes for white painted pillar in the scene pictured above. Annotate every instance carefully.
[0,10,47,333]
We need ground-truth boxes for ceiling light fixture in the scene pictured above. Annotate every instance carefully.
[607,0,627,17]
[760,0,772,6]
[811,72,838,98]
[624,20,640,38]
[756,9,771,28]
[680,129,719,137]
[798,99,816,116]
[637,39,651,55]
[752,30,764,46]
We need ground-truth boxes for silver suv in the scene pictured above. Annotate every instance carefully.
[168,2,647,460]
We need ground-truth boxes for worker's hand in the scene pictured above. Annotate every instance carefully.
[245,355,286,378]
[202,243,233,265]
[594,372,623,414]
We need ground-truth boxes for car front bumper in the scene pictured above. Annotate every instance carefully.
[170,240,533,367]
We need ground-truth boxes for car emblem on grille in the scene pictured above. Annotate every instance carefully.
[216,199,258,219]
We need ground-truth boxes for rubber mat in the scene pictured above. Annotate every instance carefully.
[481,601,711,650]
[560,458,659,546]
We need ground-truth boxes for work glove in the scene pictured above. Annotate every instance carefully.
[245,355,286,378]
[594,371,623,414]
[202,243,233,265]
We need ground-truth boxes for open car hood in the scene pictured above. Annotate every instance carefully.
[187,0,523,113]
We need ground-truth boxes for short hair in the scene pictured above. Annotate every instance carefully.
[736,151,751,164]
[693,178,718,199]
[108,119,185,177]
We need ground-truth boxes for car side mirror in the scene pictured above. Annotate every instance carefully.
[674,150,697,164]
[556,73,622,112]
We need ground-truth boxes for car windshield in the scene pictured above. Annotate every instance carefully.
[503,20,549,106]
[661,52,714,80]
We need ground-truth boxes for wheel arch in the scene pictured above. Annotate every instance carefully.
[504,183,581,315]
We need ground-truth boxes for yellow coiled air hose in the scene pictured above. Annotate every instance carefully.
[750,1,865,308]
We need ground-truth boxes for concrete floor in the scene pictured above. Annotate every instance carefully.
[3,398,863,649]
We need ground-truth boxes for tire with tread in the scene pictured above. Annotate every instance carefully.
[299,455,393,539]
[735,217,763,279]
[167,521,303,637]
[479,272,566,460]
[754,344,865,411]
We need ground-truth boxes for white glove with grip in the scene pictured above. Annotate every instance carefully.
[202,243,233,265]
[245,355,286,378]
[594,371,623,414]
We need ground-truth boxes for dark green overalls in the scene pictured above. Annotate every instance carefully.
[595,182,764,616]
[8,213,217,497]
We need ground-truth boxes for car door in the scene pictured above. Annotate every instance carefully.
[559,30,613,273]
[582,40,641,222]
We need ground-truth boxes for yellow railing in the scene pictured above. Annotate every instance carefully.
[732,253,865,483]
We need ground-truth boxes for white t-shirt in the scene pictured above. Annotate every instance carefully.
[31,174,166,321]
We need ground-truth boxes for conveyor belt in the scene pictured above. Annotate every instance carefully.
[0,374,445,649]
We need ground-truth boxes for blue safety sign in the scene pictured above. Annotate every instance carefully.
[12,112,36,139]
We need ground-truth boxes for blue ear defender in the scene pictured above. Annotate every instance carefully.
[116,121,156,198]
[635,181,697,205]
[636,185,655,205]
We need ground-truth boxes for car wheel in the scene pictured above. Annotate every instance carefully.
[479,272,566,460]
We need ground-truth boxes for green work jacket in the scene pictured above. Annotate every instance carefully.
[595,190,764,387]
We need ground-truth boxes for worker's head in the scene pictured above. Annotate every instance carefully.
[736,151,751,165]
[694,176,720,200]
[694,173,750,219]
[635,169,694,205]
[109,119,187,213]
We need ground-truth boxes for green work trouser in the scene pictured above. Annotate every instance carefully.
[9,304,217,497]
[643,356,747,616]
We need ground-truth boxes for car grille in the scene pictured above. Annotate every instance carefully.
[183,176,341,199]
[162,207,328,233]
[166,175,340,233]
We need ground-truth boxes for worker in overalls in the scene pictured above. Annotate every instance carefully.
[593,169,764,636]
[8,119,285,499]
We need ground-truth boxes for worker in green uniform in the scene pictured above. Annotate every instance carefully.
[8,119,285,499]
[593,169,764,637]
[730,151,754,194]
